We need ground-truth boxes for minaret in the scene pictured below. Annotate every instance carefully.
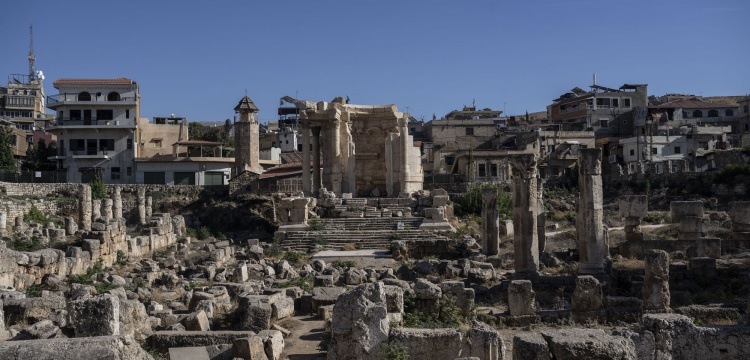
[234,94,261,175]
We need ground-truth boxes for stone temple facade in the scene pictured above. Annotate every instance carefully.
[283,96,423,198]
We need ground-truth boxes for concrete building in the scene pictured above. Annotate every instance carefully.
[46,78,140,183]
[134,140,233,185]
[735,96,749,146]
[649,98,740,140]
[547,84,648,139]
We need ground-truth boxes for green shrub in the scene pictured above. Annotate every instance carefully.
[266,244,283,257]
[312,235,329,246]
[403,294,466,328]
[284,251,306,265]
[308,219,326,231]
[332,260,357,268]
[277,277,313,292]
[24,205,49,224]
[25,283,45,297]
[197,226,212,240]
[90,178,106,200]
[185,227,197,238]
[115,250,128,266]
[454,183,512,219]
[68,258,105,285]
[385,344,410,360]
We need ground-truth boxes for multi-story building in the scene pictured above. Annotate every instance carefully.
[649,98,740,141]
[547,84,647,139]
[738,96,750,146]
[46,78,140,183]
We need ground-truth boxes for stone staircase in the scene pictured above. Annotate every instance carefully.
[280,217,452,251]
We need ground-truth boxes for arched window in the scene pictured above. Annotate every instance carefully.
[725,109,734,116]
[692,110,703,118]
[78,92,91,101]
[107,92,120,101]
[707,110,718,117]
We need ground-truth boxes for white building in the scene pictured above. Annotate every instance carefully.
[47,78,140,183]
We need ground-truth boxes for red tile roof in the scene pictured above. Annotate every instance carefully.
[53,78,135,86]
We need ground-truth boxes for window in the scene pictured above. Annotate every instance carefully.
[174,172,196,185]
[478,163,486,177]
[652,147,658,155]
[126,167,132,176]
[629,149,635,156]
[465,127,474,136]
[26,135,33,143]
[96,109,114,121]
[674,146,681,154]
[111,167,121,180]
[708,110,718,117]
[490,163,498,177]
[599,120,609,128]
[107,92,120,101]
[298,144,302,151]
[693,110,703,118]
[725,109,734,116]
[78,92,91,101]
[153,140,163,148]
[69,139,85,151]
[144,172,166,184]
[612,98,619,107]
[99,139,115,151]
[623,98,631,107]
[596,98,611,107]
[445,156,454,165]
[126,109,130,119]
[127,138,132,150]
[70,110,81,121]
[272,141,276,147]
[548,145,555,153]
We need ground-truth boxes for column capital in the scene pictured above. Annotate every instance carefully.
[509,153,538,178]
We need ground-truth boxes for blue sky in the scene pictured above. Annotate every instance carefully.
[2,0,748,123]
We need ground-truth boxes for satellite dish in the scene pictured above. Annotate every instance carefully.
[36,70,44,80]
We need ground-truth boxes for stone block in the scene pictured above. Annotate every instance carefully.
[168,346,211,360]
[328,282,389,360]
[311,287,345,311]
[256,330,284,360]
[644,250,670,312]
[572,275,602,312]
[185,310,211,331]
[513,332,550,360]
[541,328,637,360]
[508,280,535,316]
[233,337,267,360]
[388,327,463,359]
[619,195,648,219]
[0,335,152,359]
[671,201,703,223]
[67,294,120,337]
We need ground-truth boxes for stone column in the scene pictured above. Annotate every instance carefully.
[385,133,395,197]
[482,187,499,256]
[399,118,410,198]
[146,196,153,220]
[312,127,321,196]
[510,154,539,275]
[643,249,670,312]
[577,148,606,275]
[0,211,6,235]
[331,119,342,196]
[670,201,703,240]
[113,185,123,219]
[92,199,102,222]
[729,201,750,241]
[620,195,648,242]
[102,199,113,222]
[536,179,546,254]
[301,122,311,196]
[137,187,146,225]
[80,184,92,231]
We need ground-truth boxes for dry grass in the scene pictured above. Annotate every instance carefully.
[612,257,644,270]
[342,243,356,251]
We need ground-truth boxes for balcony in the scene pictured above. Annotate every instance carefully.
[70,149,110,159]
[48,117,136,128]
[46,93,137,108]
[3,95,36,110]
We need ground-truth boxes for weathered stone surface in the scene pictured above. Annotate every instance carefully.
[462,320,504,360]
[21,319,61,339]
[541,328,637,360]
[642,313,750,360]
[572,275,603,312]
[513,332,550,360]
[68,294,120,337]
[328,282,389,360]
[619,195,648,218]
[643,249,670,312]
[239,295,272,332]
[482,187,500,256]
[2,295,66,325]
[119,298,152,340]
[388,327,463,359]
[233,336,268,360]
[508,280,535,316]
[510,154,539,274]
[149,331,257,353]
[0,335,153,360]
[168,346,211,360]
[311,286,345,311]
[257,330,284,360]
[413,278,442,300]
[185,310,211,331]
[577,148,606,275]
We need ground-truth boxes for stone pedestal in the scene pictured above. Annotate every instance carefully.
[643,249,670,312]
[577,149,606,275]
[620,195,647,242]
[482,187,499,256]
[277,197,315,231]
[508,280,536,316]
[572,275,603,322]
[79,184,92,231]
[510,154,539,275]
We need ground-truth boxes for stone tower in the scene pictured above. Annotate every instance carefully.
[234,95,262,175]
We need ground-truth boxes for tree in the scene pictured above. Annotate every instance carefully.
[23,139,57,171]
[0,126,17,171]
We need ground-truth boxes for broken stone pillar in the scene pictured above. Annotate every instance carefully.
[643,249,670,312]
[572,275,603,322]
[79,184,92,231]
[509,154,539,275]
[102,199,113,222]
[92,199,102,221]
[328,282,389,360]
[14,216,25,231]
[577,148,606,275]
[537,179,546,254]
[481,187,499,256]
[137,188,146,225]
[508,280,536,316]
[0,212,6,235]
[146,196,153,220]
[64,216,77,235]
[620,195,648,242]
[729,202,750,241]
[113,185,123,219]
[671,201,703,240]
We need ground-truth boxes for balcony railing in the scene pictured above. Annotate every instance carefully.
[3,95,36,110]
[47,93,137,106]
[70,150,111,158]
[51,117,134,126]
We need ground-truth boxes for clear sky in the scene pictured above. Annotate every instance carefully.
[2,0,748,123]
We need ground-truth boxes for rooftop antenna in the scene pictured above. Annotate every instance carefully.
[28,24,36,81]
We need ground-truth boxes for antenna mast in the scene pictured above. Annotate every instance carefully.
[28,24,36,81]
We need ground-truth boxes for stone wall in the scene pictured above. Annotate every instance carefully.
[0,181,227,198]
[0,199,66,229]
